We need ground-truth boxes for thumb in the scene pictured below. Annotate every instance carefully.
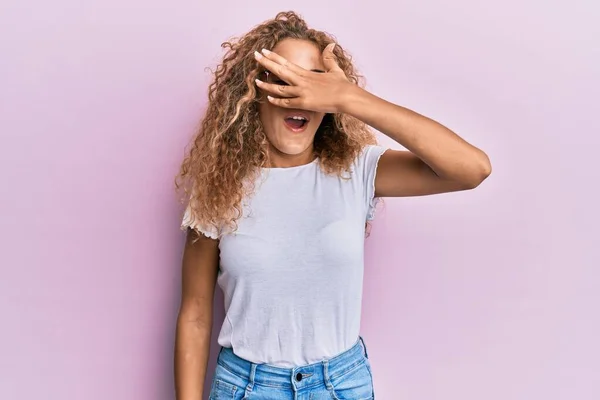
[322,43,342,72]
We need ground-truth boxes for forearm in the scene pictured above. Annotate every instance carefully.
[340,85,491,186]
[175,313,213,400]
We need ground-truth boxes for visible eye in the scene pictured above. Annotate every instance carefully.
[264,70,288,86]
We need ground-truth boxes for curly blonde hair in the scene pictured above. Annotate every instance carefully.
[176,11,377,236]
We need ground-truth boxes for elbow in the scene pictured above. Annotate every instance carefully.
[462,152,492,189]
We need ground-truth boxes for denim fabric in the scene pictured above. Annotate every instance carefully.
[208,336,375,400]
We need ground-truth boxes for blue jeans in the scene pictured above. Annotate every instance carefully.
[208,336,375,400]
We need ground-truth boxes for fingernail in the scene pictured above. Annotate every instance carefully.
[267,95,274,101]
[255,79,262,85]
[261,48,271,55]
[254,51,262,59]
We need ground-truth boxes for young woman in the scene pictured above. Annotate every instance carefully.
[174,11,491,400]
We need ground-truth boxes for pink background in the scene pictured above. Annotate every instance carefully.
[1,1,598,399]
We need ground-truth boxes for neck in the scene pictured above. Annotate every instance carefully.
[267,146,315,168]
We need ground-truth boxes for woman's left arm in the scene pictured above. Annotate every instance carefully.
[253,45,491,197]
[340,86,492,197]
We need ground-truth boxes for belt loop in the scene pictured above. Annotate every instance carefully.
[322,360,334,389]
[244,363,257,398]
[359,336,369,359]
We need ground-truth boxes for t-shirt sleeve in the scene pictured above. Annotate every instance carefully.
[355,144,388,221]
[180,202,220,240]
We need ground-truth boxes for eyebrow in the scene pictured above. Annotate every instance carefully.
[265,68,326,75]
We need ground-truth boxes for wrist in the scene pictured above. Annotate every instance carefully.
[337,83,365,115]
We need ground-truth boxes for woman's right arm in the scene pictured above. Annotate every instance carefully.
[175,230,220,400]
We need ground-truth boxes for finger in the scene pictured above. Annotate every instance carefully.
[255,79,301,98]
[322,43,343,73]
[260,49,306,76]
[254,51,298,85]
[266,95,303,109]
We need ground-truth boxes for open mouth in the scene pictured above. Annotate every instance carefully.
[283,115,309,132]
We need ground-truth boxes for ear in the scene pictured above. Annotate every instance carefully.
[322,43,342,73]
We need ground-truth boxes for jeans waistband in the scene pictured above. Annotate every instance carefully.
[216,336,369,390]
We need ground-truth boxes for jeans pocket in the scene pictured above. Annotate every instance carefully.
[208,363,248,400]
[329,360,374,400]
[209,378,239,399]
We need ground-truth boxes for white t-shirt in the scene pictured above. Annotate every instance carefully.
[182,145,388,367]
